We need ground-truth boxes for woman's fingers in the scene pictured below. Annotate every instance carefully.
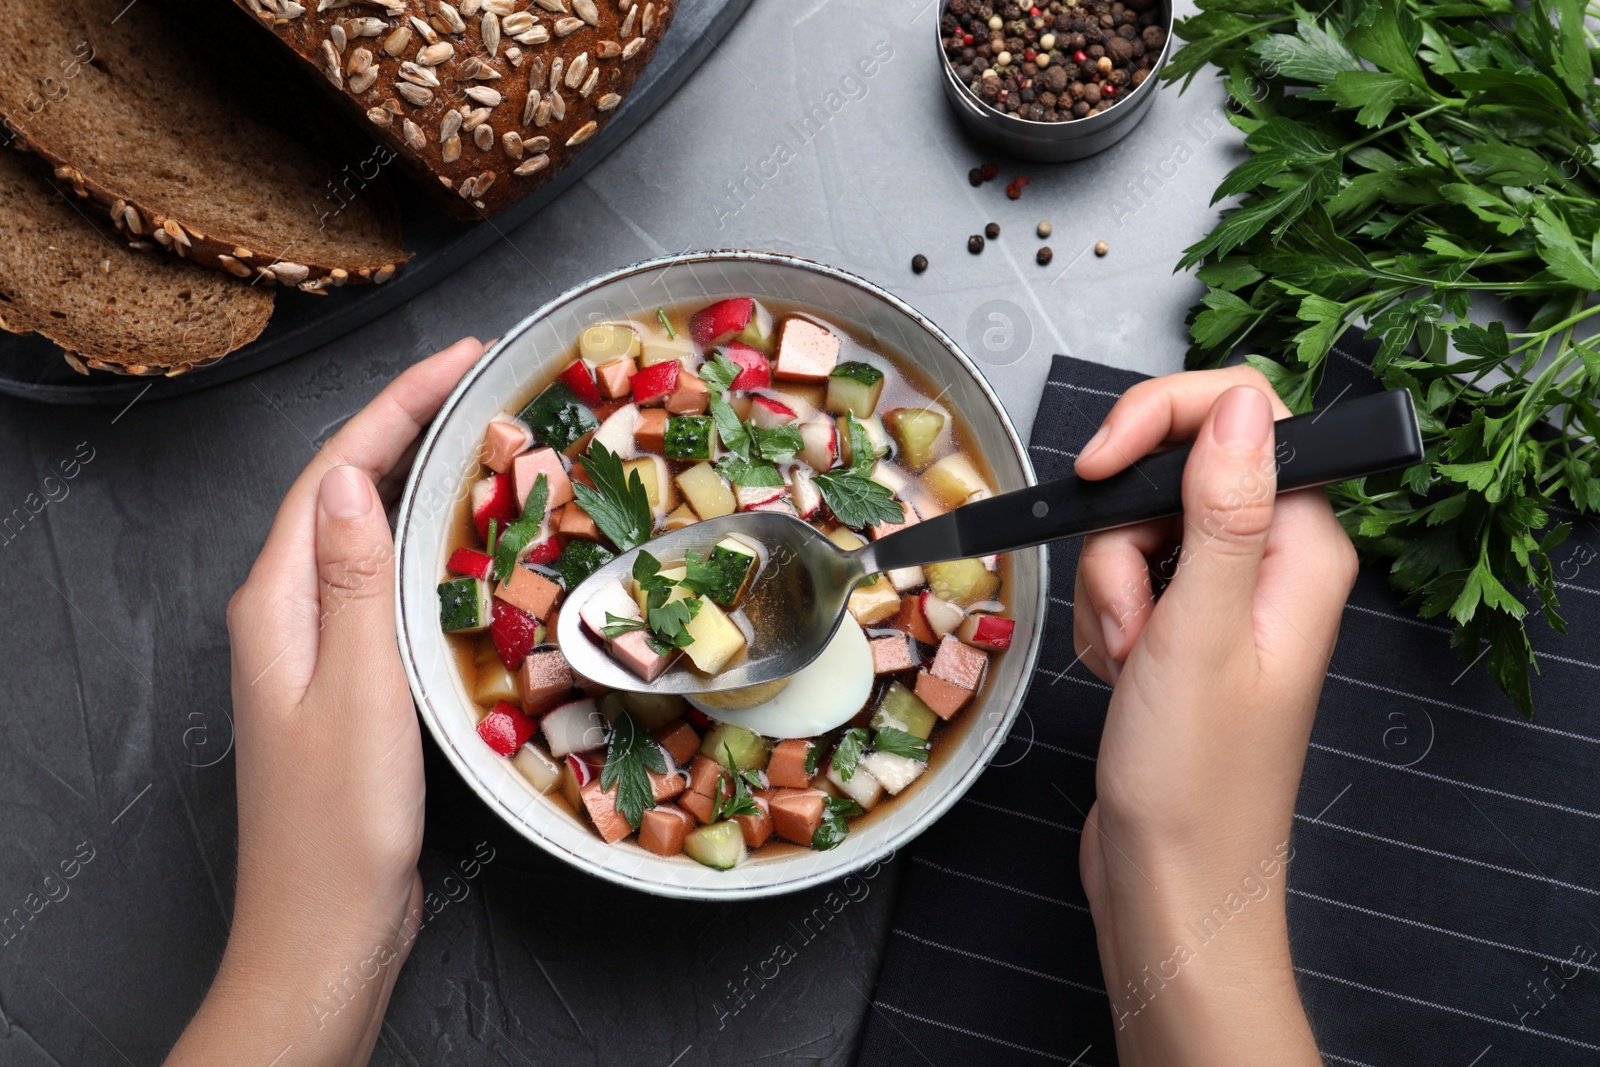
[1154,386,1280,663]
[1253,489,1359,665]
[231,337,484,692]
[310,466,403,700]
[1074,366,1291,481]
[1073,522,1167,684]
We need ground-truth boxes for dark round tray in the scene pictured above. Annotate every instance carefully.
[0,0,752,405]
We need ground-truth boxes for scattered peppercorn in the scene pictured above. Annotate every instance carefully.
[1006,176,1031,199]
[912,253,929,274]
[1037,220,1053,238]
[1037,246,1054,265]
[979,162,1000,180]
[968,167,984,187]
[968,234,986,254]
[942,0,1166,123]
[1094,240,1109,256]
[985,221,1001,239]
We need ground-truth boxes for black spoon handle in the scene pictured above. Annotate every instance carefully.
[865,388,1423,572]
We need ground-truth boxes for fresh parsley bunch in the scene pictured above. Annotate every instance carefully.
[1166,0,1599,714]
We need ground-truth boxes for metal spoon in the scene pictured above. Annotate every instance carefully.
[557,388,1423,698]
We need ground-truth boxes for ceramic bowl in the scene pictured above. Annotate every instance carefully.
[395,250,1047,899]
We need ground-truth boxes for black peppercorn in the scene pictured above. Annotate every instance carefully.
[1036,246,1053,265]
[968,234,985,254]
[968,166,985,186]
[912,254,929,274]
[985,221,1000,239]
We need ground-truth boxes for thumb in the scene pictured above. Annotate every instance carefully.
[1160,386,1278,648]
[313,465,398,684]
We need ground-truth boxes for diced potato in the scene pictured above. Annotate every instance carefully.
[683,599,747,674]
[578,322,640,367]
[859,751,926,795]
[511,745,562,794]
[827,527,866,552]
[922,453,989,509]
[925,558,1000,608]
[471,658,522,707]
[848,575,900,626]
[622,455,674,514]
[664,504,699,531]
[633,565,687,616]
[676,462,735,519]
[886,408,947,470]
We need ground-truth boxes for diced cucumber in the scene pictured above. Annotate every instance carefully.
[685,821,747,869]
[926,558,1000,608]
[664,416,714,461]
[438,578,492,633]
[700,721,770,771]
[694,538,758,606]
[885,408,946,470]
[826,361,886,417]
[619,692,690,730]
[516,381,600,452]
[553,540,615,589]
[872,682,939,740]
[839,414,891,466]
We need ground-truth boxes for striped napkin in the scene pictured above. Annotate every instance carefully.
[854,347,1600,1066]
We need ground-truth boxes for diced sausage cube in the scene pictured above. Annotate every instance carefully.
[513,448,574,511]
[555,502,603,541]
[519,648,574,714]
[611,629,674,682]
[870,635,918,675]
[870,507,920,542]
[495,567,560,621]
[481,417,532,474]
[931,635,988,691]
[594,358,636,399]
[735,793,773,849]
[638,805,693,856]
[652,719,701,768]
[579,779,633,844]
[665,370,709,415]
[774,318,840,382]
[635,408,669,453]
[914,669,972,720]
[687,754,728,798]
[888,594,936,645]
[649,769,687,802]
[769,788,827,845]
[766,739,815,789]
[680,788,715,824]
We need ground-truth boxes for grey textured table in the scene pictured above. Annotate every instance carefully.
[0,1,1240,1062]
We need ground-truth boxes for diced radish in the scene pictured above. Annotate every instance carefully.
[590,403,641,459]
[958,614,1014,650]
[919,591,965,638]
[748,395,798,429]
[859,751,926,795]
[511,745,562,794]
[566,752,597,788]
[735,485,787,512]
[490,602,543,670]
[543,698,608,757]
[472,474,518,542]
[686,708,714,732]
[888,566,925,593]
[579,579,642,637]
[524,535,564,567]
[724,342,772,392]
[826,762,883,810]
[558,360,603,407]
[690,297,757,347]
[631,360,679,405]
[448,548,494,581]
[477,700,538,757]
[798,419,838,471]
[870,460,913,496]
[790,467,821,519]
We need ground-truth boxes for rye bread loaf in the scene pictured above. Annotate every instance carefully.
[0,149,274,376]
[232,0,675,219]
[0,0,409,291]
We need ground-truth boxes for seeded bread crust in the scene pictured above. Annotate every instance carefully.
[233,0,675,220]
[0,0,409,292]
[0,150,274,377]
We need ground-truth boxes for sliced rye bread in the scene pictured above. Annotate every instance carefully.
[0,150,274,377]
[0,0,409,292]
[230,0,675,220]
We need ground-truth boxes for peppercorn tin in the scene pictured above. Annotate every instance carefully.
[937,2,1174,162]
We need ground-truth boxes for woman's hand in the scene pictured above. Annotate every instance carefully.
[1071,367,1356,1065]
[167,338,485,1067]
